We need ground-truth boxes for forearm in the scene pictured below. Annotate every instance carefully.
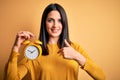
[5,31,34,80]
[83,59,106,80]
[5,50,28,80]
[5,51,20,80]
[71,42,106,80]
[74,52,105,80]
[73,52,86,67]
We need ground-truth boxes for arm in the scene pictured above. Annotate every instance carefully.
[58,40,106,80]
[74,48,106,80]
[5,51,28,80]
[4,31,34,80]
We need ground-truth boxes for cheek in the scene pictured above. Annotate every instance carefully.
[60,24,63,30]
[46,24,51,34]
[46,26,50,33]
[46,21,53,29]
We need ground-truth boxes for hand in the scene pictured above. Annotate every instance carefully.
[58,39,78,59]
[58,39,86,67]
[13,31,34,52]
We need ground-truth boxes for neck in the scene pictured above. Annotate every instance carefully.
[48,37,59,44]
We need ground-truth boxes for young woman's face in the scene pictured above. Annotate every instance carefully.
[46,10,63,38]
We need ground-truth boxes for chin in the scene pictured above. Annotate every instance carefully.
[50,34,60,38]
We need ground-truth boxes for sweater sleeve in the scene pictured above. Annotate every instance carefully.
[71,42,106,80]
[5,51,28,80]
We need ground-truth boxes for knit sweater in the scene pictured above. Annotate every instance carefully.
[5,42,105,80]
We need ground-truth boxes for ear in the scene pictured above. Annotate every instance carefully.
[23,40,30,45]
[34,40,42,45]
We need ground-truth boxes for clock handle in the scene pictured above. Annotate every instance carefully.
[22,35,42,45]
[30,35,42,45]
[34,40,42,45]
[23,40,31,45]
[23,35,36,44]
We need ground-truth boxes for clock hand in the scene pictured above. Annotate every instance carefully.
[31,50,36,53]
[27,50,32,53]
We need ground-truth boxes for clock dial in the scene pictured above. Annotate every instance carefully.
[25,45,39,60]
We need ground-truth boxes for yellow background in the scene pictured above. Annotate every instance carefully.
[0,0,120,80]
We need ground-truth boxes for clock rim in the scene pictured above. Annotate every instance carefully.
[24,43,42,60]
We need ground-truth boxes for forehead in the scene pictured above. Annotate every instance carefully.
[47,10,61,18]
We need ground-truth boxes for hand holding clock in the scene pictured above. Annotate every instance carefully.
[13,31,34,52]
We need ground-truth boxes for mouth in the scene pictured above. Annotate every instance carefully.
[51,29,59,33]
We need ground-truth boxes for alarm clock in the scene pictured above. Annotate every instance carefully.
[23,40,42,60]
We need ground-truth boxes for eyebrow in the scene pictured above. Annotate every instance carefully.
[47,18,61,21]
[47,18,54,20]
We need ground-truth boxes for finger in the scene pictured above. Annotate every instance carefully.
[64,39,70,47]
[20,32,29,39]
[17,32,25,38]
[26,31,34,37]
[18,31,34,36]
[18,31,34,40]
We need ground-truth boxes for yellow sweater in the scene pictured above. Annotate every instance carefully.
[5,42,105,80]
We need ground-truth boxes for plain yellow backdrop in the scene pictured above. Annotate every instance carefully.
[0,0,120,80]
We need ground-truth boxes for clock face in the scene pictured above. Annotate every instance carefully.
[25,45,39,60]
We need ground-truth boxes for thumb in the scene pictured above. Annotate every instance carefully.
[64,39,70,47]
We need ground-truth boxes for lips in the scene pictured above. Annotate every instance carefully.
[51,29,59,33]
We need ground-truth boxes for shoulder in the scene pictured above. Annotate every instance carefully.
[70,41,89,57]
[70,41,84,51]
[70,41,79,47]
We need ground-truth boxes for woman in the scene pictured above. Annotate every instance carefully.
[5,3,105,80]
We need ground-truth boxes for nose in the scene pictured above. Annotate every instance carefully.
[53,21,58,28]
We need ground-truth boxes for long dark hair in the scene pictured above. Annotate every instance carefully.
[39,3,71,55]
